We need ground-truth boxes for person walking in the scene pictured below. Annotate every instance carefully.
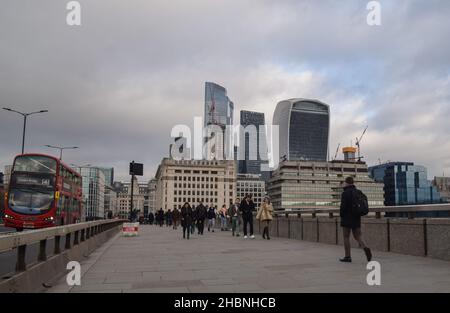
[196,201,207,235]
[228,198,241,237]
[191,205,197,234]
[172,207,180,230]
[167,209,173,227]
[339,176,372,263]
[256,197,274,240]
[240,194,255,239]
[219,204,228,231]
[207,204,216,232]
[157,208,164,227]
[181,202,193,239]
[148,212,154,225]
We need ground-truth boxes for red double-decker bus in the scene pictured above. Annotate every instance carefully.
[3,153,82,231]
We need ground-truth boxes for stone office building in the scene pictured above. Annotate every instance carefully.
[155,158,236,211]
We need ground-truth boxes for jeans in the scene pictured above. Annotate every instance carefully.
[183,225,191,239]
[243,215,253,236]
[220,216,227,229]
[231,217,240,235]
[207,218,215,230]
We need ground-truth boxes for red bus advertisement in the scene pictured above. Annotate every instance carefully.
[3,153,82,230]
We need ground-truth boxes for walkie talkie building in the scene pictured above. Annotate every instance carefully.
[273,99,330,161]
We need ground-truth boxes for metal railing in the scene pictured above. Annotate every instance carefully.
[0,219,126,273]
[274,203,450,219]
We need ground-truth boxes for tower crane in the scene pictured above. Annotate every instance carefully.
[355,126,368,162]
[333,143,341,161]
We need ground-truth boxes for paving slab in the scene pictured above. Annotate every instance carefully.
[46,225,450,293]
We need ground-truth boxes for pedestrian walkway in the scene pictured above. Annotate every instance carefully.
[47,225,450,293]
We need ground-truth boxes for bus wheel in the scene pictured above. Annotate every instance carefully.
[16,228,23,232]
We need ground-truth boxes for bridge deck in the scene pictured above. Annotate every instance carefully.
[47,225,450,293]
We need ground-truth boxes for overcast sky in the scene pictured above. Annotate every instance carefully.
[1,0,449,182]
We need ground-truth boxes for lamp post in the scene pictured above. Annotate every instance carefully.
[2,107,48,154]
[45,145,79,160]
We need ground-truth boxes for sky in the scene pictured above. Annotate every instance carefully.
[0,0,449,182]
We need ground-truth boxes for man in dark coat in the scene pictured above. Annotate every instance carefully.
[148,212,154,225]
[240,194,256,239]
[181,203,193,239]
[195,201,207,235]
[340,176,372,263]
[158,208,164,227]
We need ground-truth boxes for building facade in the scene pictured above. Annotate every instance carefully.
[80,167,105,220]
[238,110,269,181]
[236,174,266,209]
[116,178,149,219]
[104,185,118,218]
[433,177,450,203]
[98,167,114,187]
[155,158,237,211]
[369,162,442,206]
[268,160,384,211]
[148,178,158,214]
[204,82,234,160]
[3,165,12,189]
[273,99,330,162]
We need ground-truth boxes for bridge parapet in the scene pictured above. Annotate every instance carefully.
[0,219,126,292]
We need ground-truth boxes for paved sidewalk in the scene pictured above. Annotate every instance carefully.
[47,225,450,293]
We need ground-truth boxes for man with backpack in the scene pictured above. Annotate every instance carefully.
[340,176,372,263]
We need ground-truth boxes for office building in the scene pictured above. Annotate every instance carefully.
[236,174,266,209]
[238,110,269,181]
[433,177,450,203]
[80,167,105,220]
[148,178,158,214]
[104,185,118,218]
[369,162,442,206]
[98,167,114,187]
[155,158,236,211]
[268,160,384,211]
[204,82,234,160]
[116,178,149,219]
[273,99,330,161]
[3,165,12,189]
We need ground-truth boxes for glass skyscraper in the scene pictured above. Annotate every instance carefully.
[273,99,330,162]
[238,110,269,181]
[204,82,234,160]
[369,162,442,206]
[80,167,105,220]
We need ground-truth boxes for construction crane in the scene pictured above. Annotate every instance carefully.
[355,126,368,162]
[333,143,341,161]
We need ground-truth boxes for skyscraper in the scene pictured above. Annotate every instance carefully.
[273,99,330,161]
[204,82,234,160]
[238,110,269,180]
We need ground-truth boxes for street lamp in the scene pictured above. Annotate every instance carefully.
[2,107,48,154]
[45,145,79,160]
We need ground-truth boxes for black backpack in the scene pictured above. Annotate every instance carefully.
[352,189,369,216]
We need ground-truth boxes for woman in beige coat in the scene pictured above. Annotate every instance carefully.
[256,197,274,240]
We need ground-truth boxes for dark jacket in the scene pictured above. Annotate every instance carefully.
[196,204,207,220]
[172,208,180,221]
[181,206,193,227]
[207,207,216,219]
[240,199,255,218]
[340,185,361,229]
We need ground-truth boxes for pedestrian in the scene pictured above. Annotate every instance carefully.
[219,204,228,231]
[207,204,216,232]
[240,194,255,239]
[196,201,207,235]
[191,205,197,234]
[256,197,274,240]
[228,198,241,237]
[339,176,372,263]
[181,202,193,240]
[148,212,154,225]
[172,207,180,230]
[158,208,164,227]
